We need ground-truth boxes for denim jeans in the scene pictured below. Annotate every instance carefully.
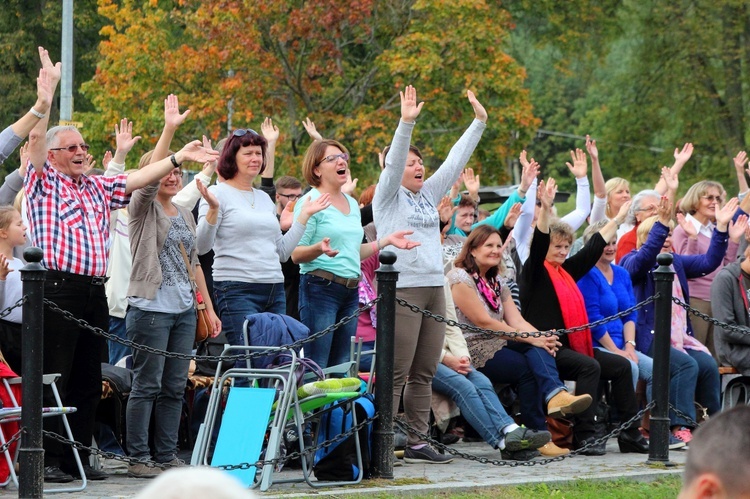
[505,342,566,402]
[478,347,549,430]
[108,315,131,365]
[596,347,653,401]
[213,281,286,350]
[298,274,359,369]
[125,306,195,462]
[432,363,514,449]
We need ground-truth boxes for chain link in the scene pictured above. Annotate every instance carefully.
[0,427,25,454]
[668,403,702,429]
[672,297,750,337]
[395,401,655,466]
[43,297,379,362]
[0,297,25,321]
[396,295,658,339]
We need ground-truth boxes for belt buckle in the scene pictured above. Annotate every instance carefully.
[346,278,359,289]
[91,276,106,285]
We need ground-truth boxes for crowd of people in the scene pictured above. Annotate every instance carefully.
[0,47,749,484]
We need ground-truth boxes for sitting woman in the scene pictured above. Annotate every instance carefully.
[434,278,551,461]
[448,224,591,458]
[519,177,648,455]
[620,196,731,445]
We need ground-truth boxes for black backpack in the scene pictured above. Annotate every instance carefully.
[313,394,375,481]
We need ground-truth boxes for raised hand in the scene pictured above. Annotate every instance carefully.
[101,150,113,171]
[177,140,220,165]
[437,195,458,224]
[585,135,599,163]
[467,90,487,123]
[673,143,694,166]
[301,192,332,217]
[676,213,698,238]
[461,168,480,199]
[520,158,539,193]
[261,117,280,143]
[715,197,739,231]
[196,178,219,210]
[519,150,530,169]
[0,254,13,281]
[661,166,679,193]
[539,177,557,209]
[504,202,522,229]
[302,117,323,141]
[734,151,748,172]
[114,118,142,155]
[164,94,191,129]
[35,68,53,113]
[614,200,632,226]
[342,169,358,196]
[320,237,340,258]
[400,84,424,123]
[657,196,672,225]
[38,46,61,86]
[565,148,588,179]
[384,230,421,250]
[19,142,30,177]
[729,214,748,243]
[85,153,96,170]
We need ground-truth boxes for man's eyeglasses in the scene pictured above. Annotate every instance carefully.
[701,195,724,203]
[50,143,90,153]
[318,153,349,165]
[232,128,259,138]
[278,193,303,201]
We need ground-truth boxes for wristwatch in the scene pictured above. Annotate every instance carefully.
[626,340,636,347]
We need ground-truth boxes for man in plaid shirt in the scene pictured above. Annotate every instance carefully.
[25,48,218,483]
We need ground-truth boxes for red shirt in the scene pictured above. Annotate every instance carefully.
[25,162,130,276]
[615,225,638,264]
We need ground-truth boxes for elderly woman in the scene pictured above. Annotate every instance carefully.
[673,180,744,358]
[520,177,648,455]
[620,196,731,445]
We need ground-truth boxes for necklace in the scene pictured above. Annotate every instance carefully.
[245,188,255,209]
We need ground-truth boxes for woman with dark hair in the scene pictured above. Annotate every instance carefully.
[197,123,330,352]
[520,177,648,455]
[447,224,590,458]
[292,139,418,369]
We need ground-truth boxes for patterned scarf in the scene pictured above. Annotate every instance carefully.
[471,272,502,313]
[358,275,377,328]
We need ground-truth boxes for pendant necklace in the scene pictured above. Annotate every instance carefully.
[244,188,255,209]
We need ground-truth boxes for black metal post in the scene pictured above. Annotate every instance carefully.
[648,252,675,465]
[19,247,46,497]
[371,251,398,479]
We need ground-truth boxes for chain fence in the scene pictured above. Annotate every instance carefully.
[0,427,25,455]
[672,297,750,336]
[397,295,658,339]
[0,297,25,322]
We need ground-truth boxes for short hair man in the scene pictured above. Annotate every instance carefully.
[274,175,303,319]
[679,405,750,499]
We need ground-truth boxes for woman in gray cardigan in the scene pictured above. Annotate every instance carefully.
[126,142,220,477]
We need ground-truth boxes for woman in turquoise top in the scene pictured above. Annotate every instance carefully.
[292,139,417,368]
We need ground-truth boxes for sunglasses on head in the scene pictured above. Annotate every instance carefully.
[232,128,259,138]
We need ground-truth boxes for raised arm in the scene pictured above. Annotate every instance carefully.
[28,49,61,174]
[655,143,692,194]
[734,151,749,196]
[125,141,218,195]
[260,117,279,186]
[560,148,591,230]
[150,94,190,166]
[12,47,60,153]
[111,118,141,167]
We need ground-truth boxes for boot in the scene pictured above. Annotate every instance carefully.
[538,441,570,457]
[547,391,592,418]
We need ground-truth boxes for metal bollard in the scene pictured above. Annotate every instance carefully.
[371,251,398,479]
[19,247,46,497]
[647,252,675,465]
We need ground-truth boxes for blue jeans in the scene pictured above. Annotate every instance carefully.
[478,347,550,430]
[108,315,131,365]
[432,363,514,449]
[125,306,195,462]
[663,347,720,427]
[213,281,286,350]
[298,274,359,369]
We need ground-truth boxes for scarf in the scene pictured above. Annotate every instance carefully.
[471,272,502,313]
[544,260,593,357]
[670,269,710,355]
[358,275,377,328]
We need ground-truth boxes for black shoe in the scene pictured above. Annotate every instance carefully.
[576,436,607,456]
[44,466,75,483]
[500,448,540,461]
[62,464,108,481]
[617,431,649,454]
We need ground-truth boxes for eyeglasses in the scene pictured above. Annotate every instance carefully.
[232,128,259,138]
[318,153,349,165]
[49,143,90,153]
[167,169,185,178]
[278,193,303,201]
[701,195,723,203]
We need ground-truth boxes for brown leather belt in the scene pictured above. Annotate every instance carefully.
[307,269,360,289]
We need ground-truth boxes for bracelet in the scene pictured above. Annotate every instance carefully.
[376,238,383,251]
[170,154,182,168]
[29,107,45,119]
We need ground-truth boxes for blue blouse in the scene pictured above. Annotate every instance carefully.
[577,264,637,348]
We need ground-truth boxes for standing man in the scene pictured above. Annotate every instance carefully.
[275,175,303,319]
[25,47,218,483]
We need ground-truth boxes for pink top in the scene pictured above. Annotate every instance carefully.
[672,222,737,301]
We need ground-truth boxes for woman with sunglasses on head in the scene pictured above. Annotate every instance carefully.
[371,85,487,463]
[291,142,418,370]
[672,181,745,358]
[197,122,330,353]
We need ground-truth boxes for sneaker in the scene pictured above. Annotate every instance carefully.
[127,462,162,479]
[503,426,551,452]
[538,441,570,457]
[547,391,593,419]
[158,457,186,468]
[403,445,453,464]
[101,457,129,473]
[672,427,693,445]
[669,434,687,450]
[500,448,540,461]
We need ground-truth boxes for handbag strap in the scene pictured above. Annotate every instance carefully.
[179,242,200,308]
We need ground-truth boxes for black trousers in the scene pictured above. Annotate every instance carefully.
[555,347,639,441]
[42,277,108,468]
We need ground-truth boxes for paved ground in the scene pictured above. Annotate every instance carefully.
[0,438,686,498]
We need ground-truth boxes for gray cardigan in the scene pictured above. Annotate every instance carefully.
[710,261,750,375]
[128,182,198,300]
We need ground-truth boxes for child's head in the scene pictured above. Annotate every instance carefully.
[0,207,26,247]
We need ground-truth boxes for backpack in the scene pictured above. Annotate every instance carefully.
[313,394,375,481]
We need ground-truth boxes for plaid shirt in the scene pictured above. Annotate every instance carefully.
[24,162,130,276]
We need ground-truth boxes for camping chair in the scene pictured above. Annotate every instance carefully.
[0,373,86,494]
[350,337,376,393]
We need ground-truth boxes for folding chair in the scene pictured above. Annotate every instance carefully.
[0,373,86,494]
[350,337,376,393]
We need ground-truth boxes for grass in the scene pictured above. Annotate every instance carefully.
[338,475,682,498]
